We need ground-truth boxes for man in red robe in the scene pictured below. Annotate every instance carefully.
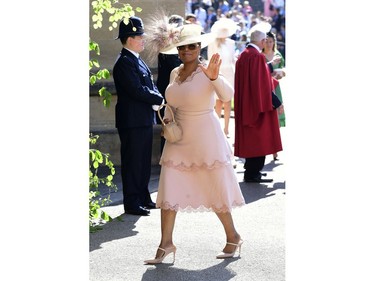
[234,29,283,183]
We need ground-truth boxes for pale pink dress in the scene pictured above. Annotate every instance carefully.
[156,65,245,213]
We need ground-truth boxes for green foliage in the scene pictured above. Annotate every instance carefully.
[89,1,141,108]
[89,134,117,233]
[89,37,112,108]
[91,0,142,31]
[98,87,112,107]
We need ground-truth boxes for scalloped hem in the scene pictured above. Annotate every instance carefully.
[159,158,232,172]
[157,201,245,213]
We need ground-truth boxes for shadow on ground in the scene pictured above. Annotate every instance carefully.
[89,214,140,252]
[141,258,240,281]
[262,160,283,172]
[239,181,285,204]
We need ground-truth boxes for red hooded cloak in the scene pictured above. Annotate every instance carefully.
[234,46,282,158]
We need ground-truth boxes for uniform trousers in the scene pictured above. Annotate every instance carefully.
[117,126,153,211]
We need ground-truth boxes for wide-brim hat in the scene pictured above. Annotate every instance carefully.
[210,18,238,39]
[116,16,145,39]
[247,21,272,37]
[160,24,215,54]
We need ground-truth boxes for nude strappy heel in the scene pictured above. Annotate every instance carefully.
[144,246,177,265]
[216,239,243,259]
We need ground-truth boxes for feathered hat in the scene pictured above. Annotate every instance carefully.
[144,11,214,62]
[166,24,214,52]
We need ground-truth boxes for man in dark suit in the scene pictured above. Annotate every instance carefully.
[113,16,164,216]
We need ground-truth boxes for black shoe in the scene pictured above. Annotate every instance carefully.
[144,202,157,209]
[244,176,273,183]
[261,172,267,176]
[125,206,150,216]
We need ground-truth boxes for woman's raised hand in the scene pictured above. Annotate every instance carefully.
[199,53,222,81]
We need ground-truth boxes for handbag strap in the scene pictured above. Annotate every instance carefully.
[157,104,175,126]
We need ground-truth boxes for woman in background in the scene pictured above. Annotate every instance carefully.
[208,18,238,138]
[262,31,285,160]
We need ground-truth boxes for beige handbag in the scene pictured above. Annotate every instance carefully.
[157,104,182,143]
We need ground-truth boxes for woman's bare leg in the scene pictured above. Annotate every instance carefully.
[154,209,177,257]
[223,100,231,136]
[215,211,241,253]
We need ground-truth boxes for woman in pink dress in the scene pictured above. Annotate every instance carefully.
[144,23,245,265]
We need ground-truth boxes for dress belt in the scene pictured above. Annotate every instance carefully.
[174,109,214,117]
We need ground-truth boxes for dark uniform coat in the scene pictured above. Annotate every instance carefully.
[113,48,164,210]
[114,48,164,128]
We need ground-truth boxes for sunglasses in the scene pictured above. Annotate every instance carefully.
[177,43,201,51]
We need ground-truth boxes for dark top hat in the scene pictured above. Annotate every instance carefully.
[116,16,144,39]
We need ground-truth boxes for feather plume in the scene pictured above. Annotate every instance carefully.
[144,10,182,65]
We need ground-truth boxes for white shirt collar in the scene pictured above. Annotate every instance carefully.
[125,47,139,58]
[248,43,261,53]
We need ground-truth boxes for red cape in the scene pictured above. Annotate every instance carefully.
[234,46,282,158]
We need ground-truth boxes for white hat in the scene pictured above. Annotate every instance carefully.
[210,18,238,39]
[247,21,272,37]
[161,24,215,54]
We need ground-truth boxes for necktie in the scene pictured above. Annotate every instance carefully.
[138,57,148,71]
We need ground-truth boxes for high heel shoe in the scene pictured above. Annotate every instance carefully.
[144,246,176,265]
[216,239,243,259]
